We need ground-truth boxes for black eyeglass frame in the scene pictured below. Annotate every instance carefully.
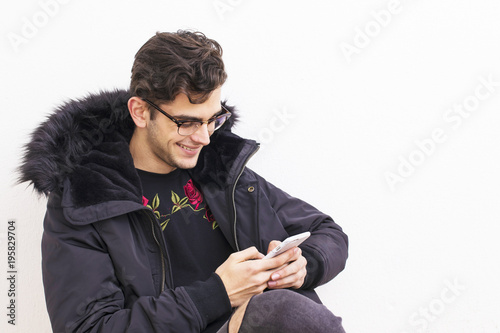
[141,98,232,136]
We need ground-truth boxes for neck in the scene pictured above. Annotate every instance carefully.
[129,130,176,174]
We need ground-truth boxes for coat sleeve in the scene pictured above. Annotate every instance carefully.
[254,171,349,289]
[42,194,231,333]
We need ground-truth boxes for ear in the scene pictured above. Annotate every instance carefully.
[128,97,149,128]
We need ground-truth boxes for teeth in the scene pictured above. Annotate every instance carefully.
[179,144,193,151]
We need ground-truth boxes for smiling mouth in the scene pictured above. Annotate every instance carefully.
[178,143,198,152]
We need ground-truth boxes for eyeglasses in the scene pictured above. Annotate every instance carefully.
[142,98,232,136]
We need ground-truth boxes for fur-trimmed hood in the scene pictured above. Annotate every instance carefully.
[19,89,257,209]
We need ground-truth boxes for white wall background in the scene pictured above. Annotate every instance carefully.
[1,0,499,332]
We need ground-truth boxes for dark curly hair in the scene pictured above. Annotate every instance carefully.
[130,30,227,114]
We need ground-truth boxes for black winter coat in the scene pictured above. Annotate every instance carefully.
[20,90,348,332]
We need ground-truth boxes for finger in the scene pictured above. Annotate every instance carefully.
[271,257,301,280]
[260,247,299,270]
[287,247,302,262]
[269,255,307,283]
[232,246,265,262]
[268,264,307,289]
[267,240,281,254]
[268,257,307,289]
[270,246,301,265]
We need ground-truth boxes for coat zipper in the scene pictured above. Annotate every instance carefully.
[232,145,260,251]
[144,210,171,293]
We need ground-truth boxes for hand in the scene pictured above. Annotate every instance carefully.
[266,240,307,290]
[215,246,298,307]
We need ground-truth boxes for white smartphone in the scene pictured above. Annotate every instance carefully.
[263,231,311,259]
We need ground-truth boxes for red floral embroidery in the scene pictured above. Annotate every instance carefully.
[205,205,218,229]
[205,207,215,223]
[143,179,218,230]
[184,179,203,210]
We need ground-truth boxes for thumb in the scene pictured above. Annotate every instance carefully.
[234,246,265,261]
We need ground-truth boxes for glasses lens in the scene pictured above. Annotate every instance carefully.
[177,113,231,136]
[178,122,199,136]
[213,114,230,131]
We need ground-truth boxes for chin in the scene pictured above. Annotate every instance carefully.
[173,156,200,170]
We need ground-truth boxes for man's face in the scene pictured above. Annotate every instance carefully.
[145,88,222,173]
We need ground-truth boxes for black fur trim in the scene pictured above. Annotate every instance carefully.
[18,89,246,208]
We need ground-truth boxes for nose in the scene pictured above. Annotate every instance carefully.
[190,123,211,146]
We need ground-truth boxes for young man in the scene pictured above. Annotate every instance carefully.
[20,30,348,332]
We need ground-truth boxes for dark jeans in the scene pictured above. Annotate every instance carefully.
[217,289,345,333]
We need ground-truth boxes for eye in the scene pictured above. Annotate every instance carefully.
[180,122,198,129]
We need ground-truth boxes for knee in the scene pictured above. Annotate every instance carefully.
[239,290,345,333]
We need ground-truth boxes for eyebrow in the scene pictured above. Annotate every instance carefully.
[171,108,224,122]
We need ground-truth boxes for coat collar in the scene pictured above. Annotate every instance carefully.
[19,89,257,213]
